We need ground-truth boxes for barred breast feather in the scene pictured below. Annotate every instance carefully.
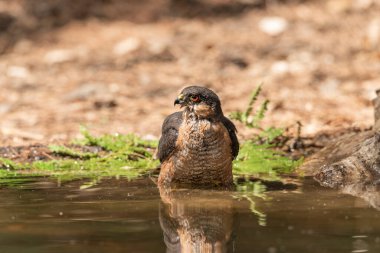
[158,112,237,186]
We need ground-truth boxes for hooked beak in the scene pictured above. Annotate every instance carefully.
[174,93,185,107]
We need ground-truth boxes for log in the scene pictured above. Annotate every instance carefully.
[299,90,380,188]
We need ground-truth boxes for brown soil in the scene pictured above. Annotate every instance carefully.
[0,0,379,146]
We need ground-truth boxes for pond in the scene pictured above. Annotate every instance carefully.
[0,177,380,253]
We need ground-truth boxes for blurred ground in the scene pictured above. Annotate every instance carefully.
[0,0,379,145]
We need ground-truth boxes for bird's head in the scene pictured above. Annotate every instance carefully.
[174,86,223,119]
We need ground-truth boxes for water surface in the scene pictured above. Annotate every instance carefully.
[0,177,380,253]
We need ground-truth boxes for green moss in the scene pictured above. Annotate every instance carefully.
[49,145,98,159]
[233,141,302,181]
[0,130,159,183]
[30,157,158,181]
[0,157,21,171]
[77,127,157,152]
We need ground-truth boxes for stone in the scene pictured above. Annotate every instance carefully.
[258,17,288,36]
[366,18,380,48]
[44,49,76,64]
[7,66,30,79]
[113,37,141,56]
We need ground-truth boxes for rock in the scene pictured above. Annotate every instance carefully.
[113,37,141,56]
[314,132,379,188]
[258,17,288,36]
[7,66,31,79]
[366,18,380,48]
[44,49,76,64]
[0,103,12,114]
[270,61,289,75]
[299,90,380,188]
[146,36,170,55]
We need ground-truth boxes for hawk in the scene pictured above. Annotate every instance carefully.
[157,86,239,187]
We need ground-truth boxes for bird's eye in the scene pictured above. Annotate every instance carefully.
[190,95,201,103]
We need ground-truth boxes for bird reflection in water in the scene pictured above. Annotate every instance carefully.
[158,186,237,253]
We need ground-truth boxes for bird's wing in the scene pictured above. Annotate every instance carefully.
[157,111,183,163]
[222,116,239,159]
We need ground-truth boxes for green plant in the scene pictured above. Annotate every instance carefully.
[233,141,301,181]
[230,85,303,180]
[0,129,159,183]
[49,145,98,159]
[230,84,270,129]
